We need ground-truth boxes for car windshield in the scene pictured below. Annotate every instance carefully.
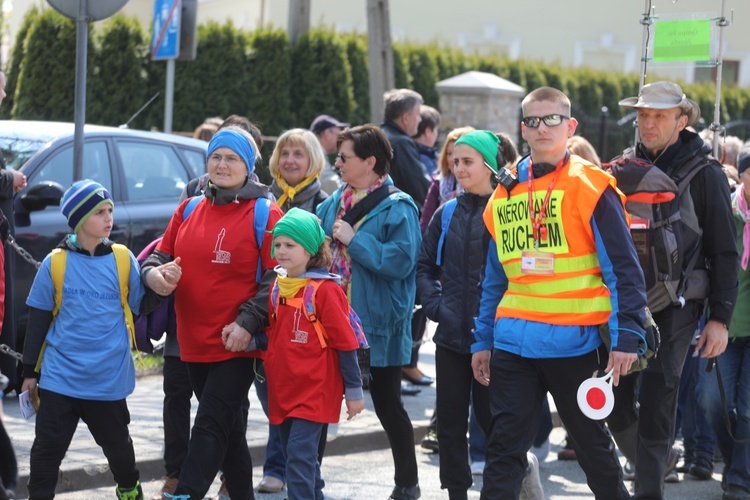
[0,136,46,170]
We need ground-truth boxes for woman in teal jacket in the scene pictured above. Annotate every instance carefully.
[316,124,422,500]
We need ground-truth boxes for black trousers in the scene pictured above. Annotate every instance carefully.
[162,355,194,478]
[435,345,490,495]
[28,389,139,500]
[482,347,629,500]
[176,357,256,500]
[609,301,701,499]
[369,365,419,488]
[0,412,18,493]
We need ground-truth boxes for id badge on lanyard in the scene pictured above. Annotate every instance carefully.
[521,250,555,275]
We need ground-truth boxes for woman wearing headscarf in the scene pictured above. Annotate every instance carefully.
[141,127,283,500]
[317,124,422,500]
[269,128,329,214]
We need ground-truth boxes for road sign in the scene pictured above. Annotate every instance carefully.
[47,0,128,21]
[151,0,182,60]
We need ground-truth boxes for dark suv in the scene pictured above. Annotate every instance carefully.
[0,120,208,334]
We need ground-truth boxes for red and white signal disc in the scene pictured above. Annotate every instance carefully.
[577,370,615,420]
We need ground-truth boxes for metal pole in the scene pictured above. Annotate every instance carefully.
[599,106,609,162]
[164,58,175,133]
[710,0,729,159]
[635,0,653,146]
[73,0,89,182]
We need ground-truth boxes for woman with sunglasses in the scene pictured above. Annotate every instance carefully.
[317,124,422,500]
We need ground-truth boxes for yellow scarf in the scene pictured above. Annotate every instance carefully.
[275,174,318,207]
[276,275,308,299]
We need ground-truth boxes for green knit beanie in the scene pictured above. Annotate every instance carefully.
[454,130,501,173]
[271,207,325,257]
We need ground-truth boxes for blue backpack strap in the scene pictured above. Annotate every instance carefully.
[436,199,458,266]
[254,198,271,281]
[182,194,205,220]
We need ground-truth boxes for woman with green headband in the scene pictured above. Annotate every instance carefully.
[417,129,518,498]
[265,208,365,500]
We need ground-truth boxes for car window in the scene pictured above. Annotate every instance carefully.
[179,147,206,178]
[0,137,47,170]
[117,141,189,201]
[28,141,113,192]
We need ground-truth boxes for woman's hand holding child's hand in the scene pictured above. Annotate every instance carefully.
[345,398,365,420]
[148,257,182,296]
[221,322,253,352]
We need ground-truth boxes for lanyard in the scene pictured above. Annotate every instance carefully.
[527,152,568,248]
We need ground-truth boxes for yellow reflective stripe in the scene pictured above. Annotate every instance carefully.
[503,253,600,276]
[507,274,604,295]
[500,294,612,314]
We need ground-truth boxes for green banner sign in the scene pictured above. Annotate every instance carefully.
[653,19,712,62]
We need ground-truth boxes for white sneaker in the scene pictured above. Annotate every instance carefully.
[520,451,544,500]
[471,461,485,476]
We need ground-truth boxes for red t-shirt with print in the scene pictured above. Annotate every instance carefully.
[265,279,359,424]
[158,197,281,362]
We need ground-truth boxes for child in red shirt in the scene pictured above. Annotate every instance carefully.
[265,208,364,500]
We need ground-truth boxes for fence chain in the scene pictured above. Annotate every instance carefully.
[7,235,41,270]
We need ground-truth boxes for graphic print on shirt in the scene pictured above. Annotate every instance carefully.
[212,228,231,264]
[291,308,309,344]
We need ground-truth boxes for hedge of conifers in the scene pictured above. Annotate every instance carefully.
[2,8,748,142]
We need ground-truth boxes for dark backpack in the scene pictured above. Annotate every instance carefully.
[605,156,708,313]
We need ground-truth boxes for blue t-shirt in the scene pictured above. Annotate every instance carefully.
[26,246,145,400]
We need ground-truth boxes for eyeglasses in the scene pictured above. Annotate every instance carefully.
[208,153,244,168]
[522,114,570,128]
[336,153,357,164]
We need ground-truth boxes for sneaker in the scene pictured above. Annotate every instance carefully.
[664,448,680,483]
[531,438,550,463]
[420,429,439,453]
[151,476,178,500]
[622,460,635,481]
[471,461,485,476]
[676,456,694,474]
[557,440,577,461]
[520,452,544,500]
[689,456,714,480]
[257,475,284,494]
[116,482,144,500]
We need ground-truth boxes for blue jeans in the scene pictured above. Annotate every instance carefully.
[279,418,325,500]
[255,361,286,482]
[697,338,750,490]
[678,344,715,462]
[469,405,486,463]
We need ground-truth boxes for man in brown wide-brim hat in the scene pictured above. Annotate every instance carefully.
[606,80,739,499]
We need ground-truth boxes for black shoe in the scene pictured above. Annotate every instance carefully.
[689,456,714,480]
[390,484,421,500]
[420,429,439,453]
[402,369,434,386]
[401,382,421,396]
[723,484,750,500]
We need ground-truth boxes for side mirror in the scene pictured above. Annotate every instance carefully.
[20,181,65,212]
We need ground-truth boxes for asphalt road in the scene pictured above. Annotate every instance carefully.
[50,427,726,499]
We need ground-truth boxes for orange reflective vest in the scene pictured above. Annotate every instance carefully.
[483,155,625,326]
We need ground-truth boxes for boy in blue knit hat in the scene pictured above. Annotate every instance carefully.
[20,180,179,500]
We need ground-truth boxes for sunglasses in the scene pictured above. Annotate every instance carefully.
[522,114,570,128]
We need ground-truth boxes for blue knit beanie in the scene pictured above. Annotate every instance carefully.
[60,180,113,232]
[207,129,257,176]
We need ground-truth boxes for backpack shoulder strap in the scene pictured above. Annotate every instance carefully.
[254,198,271,281]
[436,199,458,266]
[50,248,66,318]
[302,279,328,349]
[111,243,136,349]
[672,156,710,195]
[270,278,280,316]
[182,194,205,220]
[341,184,401,226]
